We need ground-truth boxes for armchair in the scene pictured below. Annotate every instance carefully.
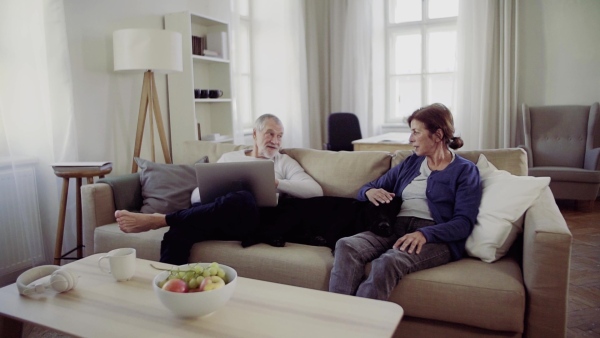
[519,102,600,209]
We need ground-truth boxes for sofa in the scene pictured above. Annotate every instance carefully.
[81,141,572,338]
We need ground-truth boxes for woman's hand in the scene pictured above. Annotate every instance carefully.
[393,231,426,254]
[365,188,395,206]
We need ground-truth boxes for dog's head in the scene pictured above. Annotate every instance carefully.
[363,197,403,237]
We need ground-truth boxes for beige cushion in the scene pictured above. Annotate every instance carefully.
[391,148,528,176]
[190,241,334,291]
[391,257,525,333]
[94,223,166,262]
[282,148,392,198]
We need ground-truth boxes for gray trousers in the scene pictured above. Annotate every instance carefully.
[329,216,451,300]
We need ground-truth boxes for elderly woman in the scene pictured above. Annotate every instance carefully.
[329,103,482,300]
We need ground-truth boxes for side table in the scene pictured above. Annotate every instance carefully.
[352,132,413,152]
[52,167,112,265]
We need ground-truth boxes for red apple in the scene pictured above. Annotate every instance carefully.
[162,279,189,293]
[199,277,213,291]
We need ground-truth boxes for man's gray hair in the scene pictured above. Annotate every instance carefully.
[254,114,283,132]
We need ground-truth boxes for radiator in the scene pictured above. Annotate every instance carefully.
[0,162,45,275]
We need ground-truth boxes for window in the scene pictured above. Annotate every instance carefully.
[236,0,255,133]
[385,0,458,125]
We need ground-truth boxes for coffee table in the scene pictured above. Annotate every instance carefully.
[0,254,403,337]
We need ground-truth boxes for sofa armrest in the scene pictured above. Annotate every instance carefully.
[584,147,600,171]
[517,145,533,168]
[81,183,118,257]
[522,187,572,338]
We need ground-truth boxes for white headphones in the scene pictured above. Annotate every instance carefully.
[16,265,79,296]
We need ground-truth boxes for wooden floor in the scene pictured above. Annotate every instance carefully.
[558,199,600,337]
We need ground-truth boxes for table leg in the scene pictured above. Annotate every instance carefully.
[53,178,69,265]
[76,177,83,259]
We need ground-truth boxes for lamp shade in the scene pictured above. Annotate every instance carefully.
[113,28,183,73]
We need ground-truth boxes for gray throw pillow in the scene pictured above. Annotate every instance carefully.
[135,157,208,214]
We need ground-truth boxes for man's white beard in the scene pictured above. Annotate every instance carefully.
[259,146,277,159]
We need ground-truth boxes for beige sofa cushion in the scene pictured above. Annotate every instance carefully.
[392,148,528,176]
[392,257,525,333]
[94,223,166,262]
[189,241,334,291]
[282,148,393,198]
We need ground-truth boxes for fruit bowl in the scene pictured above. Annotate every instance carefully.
[152,263,237,318]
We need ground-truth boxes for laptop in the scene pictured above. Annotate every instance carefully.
[194,161,278,207]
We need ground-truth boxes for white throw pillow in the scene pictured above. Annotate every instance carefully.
[465,154,550,263]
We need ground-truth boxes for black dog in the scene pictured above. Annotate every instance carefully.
[357,196,403,237]
[241,196,403,250]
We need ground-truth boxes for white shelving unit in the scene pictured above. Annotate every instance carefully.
[165,11,239,163]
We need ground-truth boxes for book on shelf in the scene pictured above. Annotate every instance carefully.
[202,49,219,57]
[51,161,112,172]
[192,35,206,56]
[192,36,199,55]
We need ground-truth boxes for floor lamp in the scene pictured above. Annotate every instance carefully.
[113,28,182,172]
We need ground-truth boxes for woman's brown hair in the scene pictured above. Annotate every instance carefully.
[407,103,464,150]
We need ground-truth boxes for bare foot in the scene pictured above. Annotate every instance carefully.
[114,210,167,233]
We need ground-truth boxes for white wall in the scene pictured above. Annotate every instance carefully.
[517,0,600,106]
[63,0,231,176]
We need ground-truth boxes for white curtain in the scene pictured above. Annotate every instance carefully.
[0,0,78,283]
[249,0,311,148]
[232,0,382,148]
[304,0,329,149]
[329,0,373,138]
[455,0,518,150]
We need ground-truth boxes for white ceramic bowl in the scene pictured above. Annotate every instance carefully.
[153,263,237,318]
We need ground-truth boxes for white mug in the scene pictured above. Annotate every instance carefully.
[98,248,136,281]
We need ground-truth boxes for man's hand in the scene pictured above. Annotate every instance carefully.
[275,178,279,187]
[393,231,426,254]
[365,188,395,206]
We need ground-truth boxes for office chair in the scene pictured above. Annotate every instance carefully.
[325,112,362,151]
[519,102,600,209]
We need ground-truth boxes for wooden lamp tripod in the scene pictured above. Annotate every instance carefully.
[131,70,172,172]
[113,28,182,173]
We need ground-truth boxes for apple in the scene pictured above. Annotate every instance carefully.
[199,276,213,291]
[162,278,189,293]
[203,276,225,291]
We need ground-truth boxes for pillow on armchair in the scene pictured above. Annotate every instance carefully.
[466,154,550,263]
[135,157,208,214]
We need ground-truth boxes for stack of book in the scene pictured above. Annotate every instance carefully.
[51,161,112,173]
[192,33,228,59]
[192,35,206,56]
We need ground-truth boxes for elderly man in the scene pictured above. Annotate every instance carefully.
[115,114,323,264]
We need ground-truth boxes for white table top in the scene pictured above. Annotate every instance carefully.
[352,132,411,144]
[0,254,403,338]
